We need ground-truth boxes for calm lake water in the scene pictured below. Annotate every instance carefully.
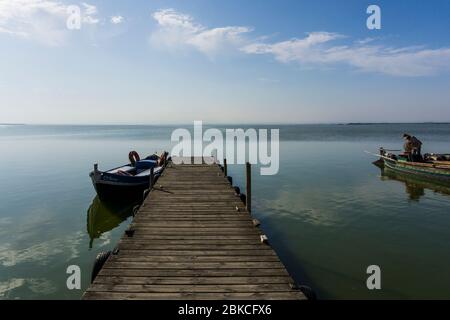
[1,124,450,299]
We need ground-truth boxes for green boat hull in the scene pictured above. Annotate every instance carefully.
[383,158,450,187]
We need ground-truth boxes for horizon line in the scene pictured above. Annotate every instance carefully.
[2,122,450,126]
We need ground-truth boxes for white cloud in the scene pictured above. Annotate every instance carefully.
[242,32,344,63]
[111,15,124,24]
[242,32,450,77]
[0,0,99,45]
[81,2,98,24]
[0,278,25,298]
[150,8,251,57]
[149,9,450,77]
[0,278,57,298]
[0,231,84,267]
[81,2,97,15]
[83,15,99,25]
[0,0,67,44]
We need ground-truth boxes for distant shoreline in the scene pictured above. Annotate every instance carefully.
[343,122,450,126]
[3,122,450,126]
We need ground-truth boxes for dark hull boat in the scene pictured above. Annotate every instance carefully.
[89,151,167,201]
[374,148,450,187]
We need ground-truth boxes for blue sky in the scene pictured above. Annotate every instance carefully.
[0,0,449,124]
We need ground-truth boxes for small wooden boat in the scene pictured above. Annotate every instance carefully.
[373,148,450,186]
[89,151,168,201]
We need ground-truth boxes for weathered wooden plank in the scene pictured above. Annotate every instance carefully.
[142,202,246,207]
[141,206,247,211]
[117,244,268,250]
[128,226,260,235]
[100,261,285,270]
[98,268,290,277]
[118,239,262,245]
[112,249,276,256]
[134,216,251,221]
[130,221,254,227]
[83,291,305,300]
[108,255,281,262]
[127,232,262,237]
[93,276,292,285]
[149,190,238,195]
[148,197,242,202]
[87,283,293,293]
[139,207,245,211]
[138,211,247,215]
[128,235,260,240]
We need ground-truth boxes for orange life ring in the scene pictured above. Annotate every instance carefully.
[128,151,140,165]
[158,152,167,166]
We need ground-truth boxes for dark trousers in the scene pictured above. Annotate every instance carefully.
[410,149,422,162]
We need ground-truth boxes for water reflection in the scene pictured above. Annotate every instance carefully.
[376,164,450,201]
[86,197,138,248]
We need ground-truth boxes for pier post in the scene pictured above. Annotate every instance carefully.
[246,162,251,213]
[150,167,154,189]
[223,158,227,176]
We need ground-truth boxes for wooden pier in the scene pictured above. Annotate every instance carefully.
[83,158,305,300]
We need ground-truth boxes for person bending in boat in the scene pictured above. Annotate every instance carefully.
[403,133,423,162]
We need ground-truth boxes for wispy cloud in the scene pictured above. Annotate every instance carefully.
[110,15,124,24]
[0,0,99,45]
[81,2,99,25]
[0,0,67,45]
[150,8,251,57]
[150,9,450,76]
[81,2,96,15]
[242,32,450,77]
[0,278,57,298]
[242,32,344,63]
[0,231,84,267]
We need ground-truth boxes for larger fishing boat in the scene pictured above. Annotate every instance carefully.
[373,148,450,186]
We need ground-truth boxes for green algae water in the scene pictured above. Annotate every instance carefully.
[1,124,450,299]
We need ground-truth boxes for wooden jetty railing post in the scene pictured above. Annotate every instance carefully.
[246,162,251,213]
[150,167,154,189]
[223,158,227,176]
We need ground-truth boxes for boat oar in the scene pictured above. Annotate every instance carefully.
[364,150,394,161]
[364,150,380,157]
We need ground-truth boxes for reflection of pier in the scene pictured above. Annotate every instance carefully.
[84,158,306,300]
[86,197,137,249]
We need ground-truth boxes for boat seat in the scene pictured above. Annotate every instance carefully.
[135,168,151,177]
[135,166,163,177]
[135,160,157,170]
[107,165,134,174]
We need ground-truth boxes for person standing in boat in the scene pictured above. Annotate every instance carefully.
[403,133,422,162]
